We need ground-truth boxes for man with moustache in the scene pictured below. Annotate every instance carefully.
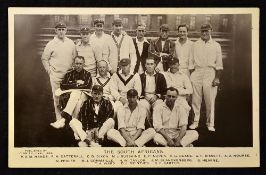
[41,22,76,128]
[102,18,137,74]
[58,56,92,125]
[149,24,175,72]
[107,89,156,147]
[92,60,121,113]
[153,87,198,147]
[76,27,102,77]
[189,24,223,132]
[174,24,194,77]
[73,85,115,147]
[132,24,150,74]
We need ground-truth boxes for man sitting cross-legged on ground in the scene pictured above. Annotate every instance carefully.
[70,85,115,147]
[51,55,92,129]
[107,89,156,147]
[153,87,199,147]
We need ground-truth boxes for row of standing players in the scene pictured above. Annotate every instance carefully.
[41,18,223,147]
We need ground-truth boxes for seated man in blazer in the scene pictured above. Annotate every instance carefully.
[139,56,167,126]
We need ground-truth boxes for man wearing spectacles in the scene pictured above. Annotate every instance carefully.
[41,22,76,128]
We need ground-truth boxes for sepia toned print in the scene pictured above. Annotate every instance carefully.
[9,8,259,168]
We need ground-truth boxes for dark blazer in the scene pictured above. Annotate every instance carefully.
[59,69,92,110]
[148,37,175,64]
[132,38,150,73]
[79,96,114,131]
[139,72,167,99]
[60,69,92,90]
[148,37,175,71]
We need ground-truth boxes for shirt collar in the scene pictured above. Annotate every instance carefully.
[145,71,156,76]
[111,31,126,37]
[77,39,91,46]
[200,36,213,44]
[176,37,191,45]
[54,36,66,42]
[119,69,134,75]
[96,72,111,78]
[136,37,148,44]
[167,69,182,75]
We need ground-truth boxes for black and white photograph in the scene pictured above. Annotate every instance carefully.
[9,8,259,168]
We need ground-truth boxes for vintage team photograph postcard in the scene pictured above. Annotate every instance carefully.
[8,7,259,168]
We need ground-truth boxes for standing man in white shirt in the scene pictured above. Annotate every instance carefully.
[76,27,102,77]
[174,24,194,77]
[41,22,76,127]
[188,24,223,132]
[90,19,112,57]
[132,24,150,74]
[102,18,137,74]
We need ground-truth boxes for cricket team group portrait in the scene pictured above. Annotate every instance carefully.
[13,12,253,148]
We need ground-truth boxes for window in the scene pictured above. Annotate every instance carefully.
[140,15,148,26]
[205,15,211,24]
[175,16,182,29]
[223,18,228,28]
[190,16,196,30]
[157,16,163,27]
[64,15,69,23]
[79,15,89,25]
[122,18,128,27]
[54,15,60,23]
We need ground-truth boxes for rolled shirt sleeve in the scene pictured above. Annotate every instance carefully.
[215,42,223,70]
[177,105,189,128]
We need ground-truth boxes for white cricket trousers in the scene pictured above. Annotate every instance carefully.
[154,129,199,147]
[107,128,156,147]
[63,90,87,119]
[69,118,115,141]
[49,75,61,120]
[190,67,218,127]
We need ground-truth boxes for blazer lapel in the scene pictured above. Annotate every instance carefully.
[163,40,169,53]
[156,38,162,52]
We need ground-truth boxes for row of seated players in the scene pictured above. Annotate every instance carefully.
[52,55,198,147]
